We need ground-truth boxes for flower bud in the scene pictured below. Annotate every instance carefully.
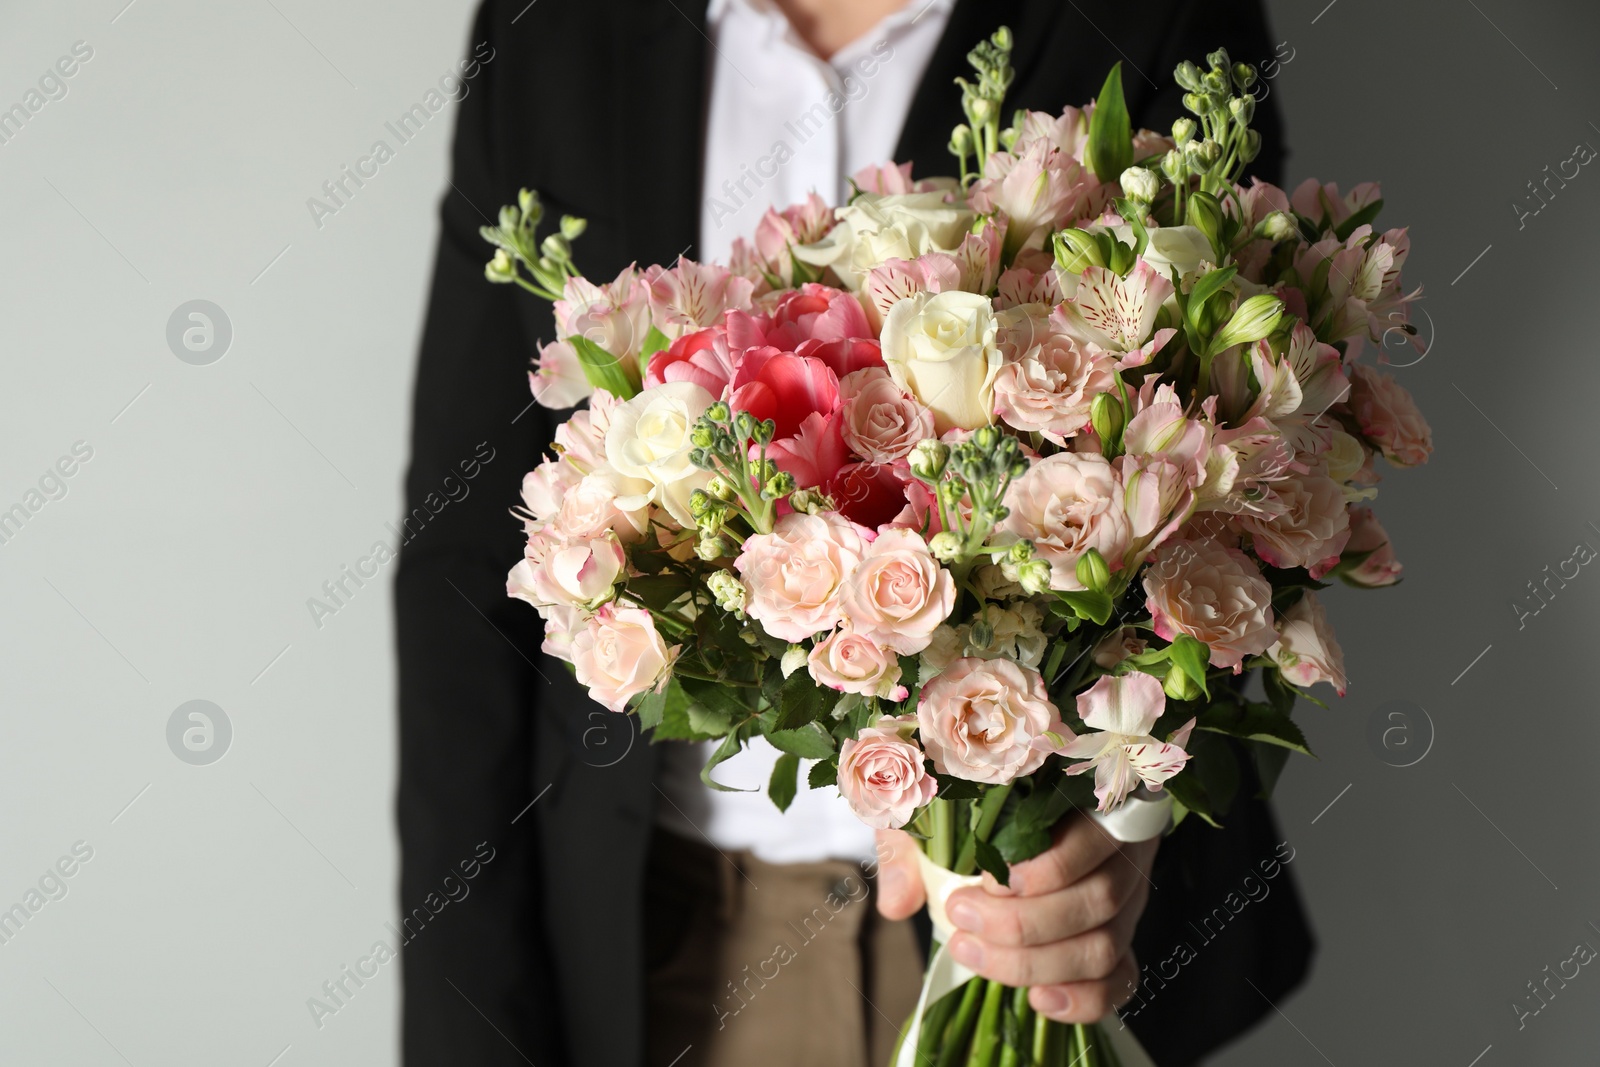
[688,488,713,518]
[788,488,830,515]
[1008,540,1035,563]
[1174,60,1202,91]
[1207,48,1232,73]
[706,475,734,501]
[1186,139,1223,169]
[969,617,995,649]
[705,401,731,423]
[751,418,777,446]
[991,26,1013,52]
[484,248,516,284]
[1075,547,1111,593]
[499,205,521,231]
[1017,558,1052,595]
[1120,166,1160,203]
[1181,91,1209,116]
[690,424,716,450]
[1228,95,1256,125]
[1212,294,1284,352]
[971,425,1002,452]
[1160,148,1187,183]
[909,439,950,481]
[764,470,797,499]
[928,531,963,563]
[1239,129,1262,163]
[1171,117,1196,146]
[1259,210,1298,243]
[541,233,571,261]
[1231,62,1258,90]
[708,570,747,615]
[1090,392,1125,446]
[781,644,808,678]
[560,215,587,240]
[733,411,759,441]
[1163,665,1202,701]
[696,532,732,560]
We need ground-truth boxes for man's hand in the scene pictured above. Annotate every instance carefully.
[876,814,1157,1024]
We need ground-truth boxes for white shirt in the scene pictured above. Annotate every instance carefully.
[656,0,953,865]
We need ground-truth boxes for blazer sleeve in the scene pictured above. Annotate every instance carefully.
[394,2,566,1063]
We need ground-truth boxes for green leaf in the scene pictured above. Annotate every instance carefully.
[768,753,801,812]
[1250,739,1293,799]
[1332,198,1384,242]
[637,325,671,371]
[566,334,639,399]
[766,722,836,759]
[1086,62,1132,183]
[635,686,667,732]
[1198,701,1313,756]
[686,702,735,738]
[808,758,838,789]
[973,837,1010,887]
[1056,590,1113,626]
[773,669,829,731]
[700,729,751,792]
[1165,635,1212,700]
[931,770,984,801]
[678,676,755,721]
[652,679,711,741]
[624,573,690,612]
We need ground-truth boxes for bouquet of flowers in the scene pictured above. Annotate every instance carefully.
[489,29,1430,1067]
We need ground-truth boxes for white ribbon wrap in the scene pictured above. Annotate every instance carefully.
[891,794,1171,1067]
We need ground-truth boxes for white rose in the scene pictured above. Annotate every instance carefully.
[603,381,714,527]
[1138,224,1216,282]
[794,192,975,289]
[880,290,1002,433]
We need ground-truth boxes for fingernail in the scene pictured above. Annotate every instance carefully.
[1033,986,1069,1015]
[948,935,984,969]
[947,899,983,934]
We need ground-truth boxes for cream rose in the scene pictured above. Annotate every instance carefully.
[1142,537,1276,670]
[793,191,975,290]
[881,290,1004,433]
[734,511,867,642]
[603,381,714,527]
[571,603,675,712]
[1001,453,1131,590]
[807,629,905,699]
[1268,592,1347,694]
[917,657,1066,784]
[839,367,936,463]
[837,718,937,829]
[839,528,956,655]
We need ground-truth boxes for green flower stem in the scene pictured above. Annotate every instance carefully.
[996,987,1031,1067]
[917,986,964,1065]
[953,782,1013,876]
[929,798,956,871]
[936,979,986,1067]
[1032,1010,1053,1064]
[964,981,1006,1067]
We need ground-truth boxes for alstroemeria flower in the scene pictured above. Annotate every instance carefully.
[1062,673,1192,811]
[1055,260,1176,370]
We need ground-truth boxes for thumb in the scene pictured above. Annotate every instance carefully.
[874,829,925,920]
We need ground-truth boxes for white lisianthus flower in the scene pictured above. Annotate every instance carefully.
[603,381,714,527]
[880,290,1002,433]
[793,192,975,290]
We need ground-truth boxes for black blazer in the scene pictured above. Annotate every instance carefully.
[395,2,1311,1065]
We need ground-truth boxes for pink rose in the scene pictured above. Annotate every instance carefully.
[1268,592,1347,695]
[839,528,956,654]
[1237,474,1351,577]
[992,335,1115,444]
[839,367,935,463]
[807,629,906,700]
[734,511,867,642]
[837,718,937,829]
[571,603,676,712]
[917,657,1067,784]
[1347,363,1431,467]
[1143,537,1276,670]
[1344,505,1402,586]
[644,327,736,395]
[766,284,873,347]
[1001,453,1131,590]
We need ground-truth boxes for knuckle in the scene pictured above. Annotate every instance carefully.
[1082,930,1120,979]
[1082,872,1121,924]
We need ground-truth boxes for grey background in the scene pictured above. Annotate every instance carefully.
[0,1,1595,1064]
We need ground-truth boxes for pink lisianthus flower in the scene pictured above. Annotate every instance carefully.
[1237,473,1351,577]
[991,334,1115,445]
[836,717,936,829]
[1142,537,1276,671]
[1347,363,1432,467]
[1267,592,1348,695]
[1062,673,1192,811]
[1001,452,1131,590]
[917,657,1068,784]
[1342,505,1402,587]
[571,603,677,713]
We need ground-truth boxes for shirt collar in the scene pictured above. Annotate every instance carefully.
[706,0,956,41]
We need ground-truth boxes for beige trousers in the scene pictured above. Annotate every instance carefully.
[644,828,924,1067]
